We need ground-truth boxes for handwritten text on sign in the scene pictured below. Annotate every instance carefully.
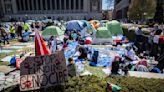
[20,51,68,91]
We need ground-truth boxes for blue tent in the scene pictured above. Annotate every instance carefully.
[66,20,84,31]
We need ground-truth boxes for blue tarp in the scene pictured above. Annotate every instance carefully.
[64,42,78,59]
[89,47,126,67]
[64,41,126,67]
[22,32,32,37]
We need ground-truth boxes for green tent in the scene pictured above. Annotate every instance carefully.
[42,26,64,38]
[106,20,123,35]
[96,27,112,38]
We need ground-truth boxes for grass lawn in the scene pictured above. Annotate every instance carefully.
[2,40,164,92]
[0,39,34,65]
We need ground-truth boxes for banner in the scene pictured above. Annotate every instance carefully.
[20,51,68,91]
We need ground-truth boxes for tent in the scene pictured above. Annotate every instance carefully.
[106,20,123,35]
[92,27,113,44]
[81,20,95,34]
[66,20,84,31]
[42,26,64,38]
[96,27,112,38]
[89,20,100,29]
[81,20,92,28]
[100,20,109,27]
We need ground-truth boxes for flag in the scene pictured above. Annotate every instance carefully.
[35,30,51,56]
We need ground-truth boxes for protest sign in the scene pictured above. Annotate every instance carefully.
[20,51,68,91]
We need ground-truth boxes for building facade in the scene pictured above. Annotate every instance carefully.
[113,0,131,19]
[0,0,102,20]
[114,0,163,21]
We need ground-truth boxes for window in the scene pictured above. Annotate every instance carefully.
[34,0,37,10]
[57,0,60,10]
[81,0,83,10]
[76,0,79,10]
[66,0,69,9]
[16,0,20,11]
[38,0,41,10]
[43,0,46,10]
[52,0,55,10]
[29,0,33,10]
[25,0,28,10]
[61,0,65,10]
[71,0,74,10]
[47,0,51,10]
[20,0,24,10]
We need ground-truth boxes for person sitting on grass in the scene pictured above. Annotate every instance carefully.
[48,36,57,53]
[111,56,121,75]
[67,58,76,77]
[132,56,149,72]
[76,45,88,60]
[125,46,138,61]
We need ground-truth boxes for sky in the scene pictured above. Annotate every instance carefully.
[102,0,114,10]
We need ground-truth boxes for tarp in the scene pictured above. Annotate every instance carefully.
[42,26,64,38]
[96,27,112,38]
[64,42,78,59]
[66,20,84,31]
[106,20,123,35]
[89,47,126,67]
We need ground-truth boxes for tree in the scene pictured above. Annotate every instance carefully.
[105,0,114,10]
[128,0,156,20]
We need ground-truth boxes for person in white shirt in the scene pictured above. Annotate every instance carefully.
[125,46,137,61]
[48,36,57,54]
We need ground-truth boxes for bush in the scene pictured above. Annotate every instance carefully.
[4,75,164,92]
[122,25,151,41]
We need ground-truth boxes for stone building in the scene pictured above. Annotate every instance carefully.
[0,0,102,20]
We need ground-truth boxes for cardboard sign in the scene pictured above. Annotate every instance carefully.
[20,51,68,91]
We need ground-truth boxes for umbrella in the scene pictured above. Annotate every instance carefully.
[42,26,64,38]
[66,20,84,31]
[106,20,123,35]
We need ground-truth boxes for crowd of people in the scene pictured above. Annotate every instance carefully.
[0,20,164,77]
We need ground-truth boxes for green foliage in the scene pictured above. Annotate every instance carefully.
[4,75,164,92]
[128,0,156,20]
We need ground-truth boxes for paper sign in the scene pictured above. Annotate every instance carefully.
[20,51,68,91]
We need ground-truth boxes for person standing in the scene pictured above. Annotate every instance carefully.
[9,25,16,39]
[135,27,143,42]
[135,27,143,53]
[17,23,23,38]
[48,36,57,54]
[0,26,9,45]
